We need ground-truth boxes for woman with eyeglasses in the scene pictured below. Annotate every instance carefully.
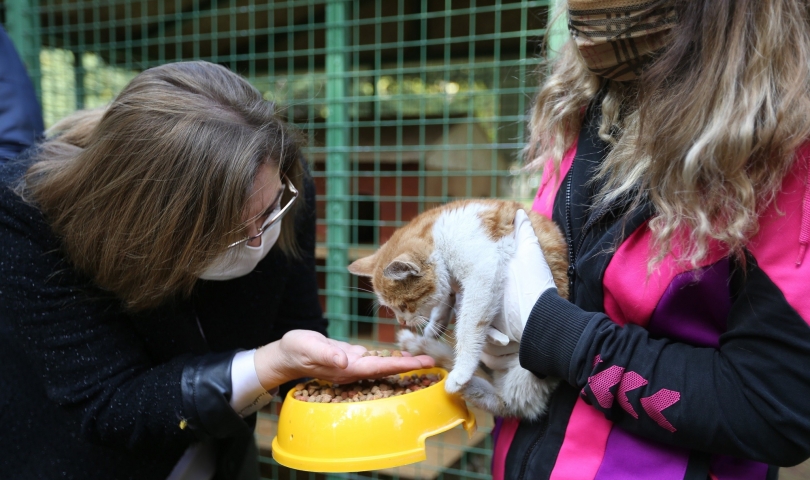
[0,61,433,480]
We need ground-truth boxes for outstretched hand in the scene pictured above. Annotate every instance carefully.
[255,330,435,389]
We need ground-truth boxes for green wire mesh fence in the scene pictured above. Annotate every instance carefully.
[3,0,552,477]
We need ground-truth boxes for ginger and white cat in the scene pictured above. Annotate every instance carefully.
[348,199,569,420]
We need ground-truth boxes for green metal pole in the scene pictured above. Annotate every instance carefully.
[74,52,85,110]
[325,0,350,342]
[5,0,42,101]
[546,0,568,59]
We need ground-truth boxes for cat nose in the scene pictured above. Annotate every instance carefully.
[396,317,406,326]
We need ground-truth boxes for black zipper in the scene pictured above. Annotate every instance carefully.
[564,160,612,302]
[575,203,612,263]
[564,166,577,299]
[521,116,615,480]
[517,411,551,480]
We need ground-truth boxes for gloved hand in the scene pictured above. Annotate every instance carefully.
[481,209,557,371]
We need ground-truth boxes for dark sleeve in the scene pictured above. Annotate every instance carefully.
[271,170,327,339]
[0,26,44,162]
[519,262,810,467]
[0,185,248,449]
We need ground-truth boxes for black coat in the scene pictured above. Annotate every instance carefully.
[0,159,327,479]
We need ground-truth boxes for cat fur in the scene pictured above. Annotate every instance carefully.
[348,199,568,420]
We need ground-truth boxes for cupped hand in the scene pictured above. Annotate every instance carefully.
[255,330,435,389]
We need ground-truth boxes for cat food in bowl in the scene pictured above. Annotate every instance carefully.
[271,367,476,473]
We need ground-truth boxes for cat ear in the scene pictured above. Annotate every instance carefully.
[383,254,424,280]
[348,254,377,277]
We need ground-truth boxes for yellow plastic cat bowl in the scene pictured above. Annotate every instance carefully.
[271,367,476,473]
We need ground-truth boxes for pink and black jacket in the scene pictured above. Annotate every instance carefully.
[492,104,810,479]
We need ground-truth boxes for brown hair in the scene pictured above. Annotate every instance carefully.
[17,61,305,310]
[528,0,810,266]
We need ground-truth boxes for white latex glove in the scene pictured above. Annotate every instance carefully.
[481,209,557,371]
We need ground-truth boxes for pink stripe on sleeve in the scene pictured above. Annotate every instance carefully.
[492,418,520,480]
[549,398,613,480]
[748,146,810,323]
[531,146,577,218]
[602,224,726,327]
[602,224,675,327]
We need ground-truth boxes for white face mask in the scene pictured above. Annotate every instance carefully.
[199,218,282,281]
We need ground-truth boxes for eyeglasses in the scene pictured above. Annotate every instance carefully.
[227,175,298,248]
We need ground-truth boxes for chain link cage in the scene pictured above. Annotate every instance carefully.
[3,1,553,478]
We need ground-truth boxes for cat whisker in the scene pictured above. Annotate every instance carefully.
[414,315,456,343]
[426,318,453,340]
[419,318,441,340]
[380,304,395,317]
[428,327,455,344]
[434,298,459,316]
[434,323,456,343]
[432,320,449,333]
[439,331,456,343]
[367,299,384,317]
[413,317,429,337]
[347,286,376,295]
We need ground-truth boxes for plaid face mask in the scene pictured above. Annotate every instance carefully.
[568,0,677,81]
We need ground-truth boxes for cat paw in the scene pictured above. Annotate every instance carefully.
[398,329,455,370]
[396,329,423,355]
[460,376,505,416]
[444,371,468,394]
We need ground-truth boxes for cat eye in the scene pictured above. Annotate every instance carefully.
[399,303,408,312]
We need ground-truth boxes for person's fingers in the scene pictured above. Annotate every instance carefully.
[334,350,349,368]
[481,351,517,371]
[515,209,545,254]
[316,344,348,369]
[483,342,520,356]
[350,355,432,378]
[328,338,379,358]
[374,356,423,372]
[326,337,356,352]
[413,354,435,368]
[514,208,530,225]
[307,353,438,385]
[514,210,535,240]
[486,326,510,346]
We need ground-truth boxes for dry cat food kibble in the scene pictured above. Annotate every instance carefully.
[292,372,442,403]
[361,349,403,357]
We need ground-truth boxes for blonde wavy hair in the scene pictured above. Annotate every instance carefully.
[527,0,810,266]
[17,61,305,311]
